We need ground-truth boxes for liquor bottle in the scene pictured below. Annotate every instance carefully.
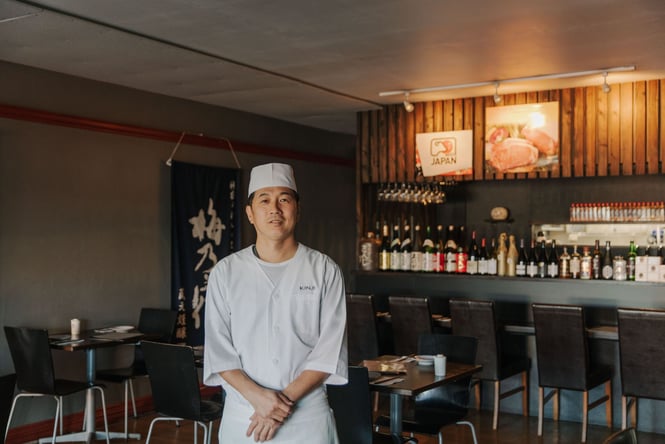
[358,231,380,271]
[580,246,592,279]
[400,223,412,272]
[434,225,445,273]
[570,245,581,279]
[516,238,528,277]
[379,223,391,271]
[506,234,518,277]
[478,237,488,275]
[496,233,508,276]
[487,238,498,276]
[390,223,402,271]
[422,225,435,272]
[601,241,614,280]
[591,240,602,279]
[444,225,458,273]
[526,239,538,278]
[627,240,637,281]
[456,225,468,274]
[536,240,548,278]
[467,230,479,275]
[547,240,559,278]
[559,246,571,278]
[410,225,423,272]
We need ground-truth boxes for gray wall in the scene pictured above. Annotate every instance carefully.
[0,61,356,426]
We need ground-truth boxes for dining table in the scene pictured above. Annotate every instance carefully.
[364,355,482,440]
[47,328,145,443]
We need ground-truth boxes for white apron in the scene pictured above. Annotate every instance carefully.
[218,388,339,444]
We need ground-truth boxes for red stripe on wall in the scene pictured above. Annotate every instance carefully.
[0,104,354,167]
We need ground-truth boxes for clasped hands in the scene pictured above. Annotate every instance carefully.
[246,389,294,442]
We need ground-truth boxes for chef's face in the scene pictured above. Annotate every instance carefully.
[246,187,299,242]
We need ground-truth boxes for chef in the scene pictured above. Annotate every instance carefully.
[204,162,348,443]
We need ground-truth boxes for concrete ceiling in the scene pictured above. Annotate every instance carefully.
[1,0,664,135]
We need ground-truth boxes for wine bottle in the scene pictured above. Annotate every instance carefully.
[379,223,391,271]
[487,237,498,276]
[627,240,637,281]
[422,225,435,272]
[570,245,581,279]
[526,239,538,278]
[444,225,458,273]
[467,230,479,275]
[410,225,423,272]
[580,246,592,280]
[390,223,402,271]
[547,240,560,278]
[536,239,548,278]
[516,238,528,277]
[434,225,445,273]
[478,237,488,275]
[559,246,571,278]
[601,241,614,280]
[456,225,468,274]
[506,234,518,277]
[496,233,508,277]
[400,222,412,272]
[591,240,602,279]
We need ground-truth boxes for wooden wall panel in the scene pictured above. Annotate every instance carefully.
[358,79,664,185]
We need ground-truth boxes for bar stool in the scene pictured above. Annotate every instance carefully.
[449,298,530,430]
[532,303,613,443]
[617,307,665,429]
[388,296,433,356]
[346,294,381,364]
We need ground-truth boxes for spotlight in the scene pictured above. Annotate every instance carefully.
[601,72,611,93]
[403,93,414,112]
[493,82,502,104]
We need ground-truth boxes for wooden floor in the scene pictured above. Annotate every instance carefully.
[89,408,663,444]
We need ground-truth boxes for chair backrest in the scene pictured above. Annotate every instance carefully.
[0,373,17,440]
[618,307,665,400]
[449,298,501,380]
[346,294,380,364]
[388,296,432,356]
[138,308,178,342]
[141,341,202,420]
[603,427,638,444]
[3,326,56,394]
[326,366,374,444]
[415,334,478,411]
[532,303,589,390]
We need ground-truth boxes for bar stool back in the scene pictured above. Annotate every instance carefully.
[532,303,613,443]
[617,307,665,429]
[388,296,433,356]
[449,298,529,430]
[346,294,381,364]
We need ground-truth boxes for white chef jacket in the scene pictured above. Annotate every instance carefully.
[203,243,348,442]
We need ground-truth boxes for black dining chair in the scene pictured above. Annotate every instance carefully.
[388,296,433,356]
[326,366,396,444]
[603,427,638,444]
[1,373,17,443]
[95,307,177,438]
[375,334,479,444]
[617,307,665,430]
[449,298,530,430]
[3,326,110,444]
[141,341,223,444]
[346,293,382,365]
[532,303,613,443]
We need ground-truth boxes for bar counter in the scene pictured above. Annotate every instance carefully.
[350,270,665,435]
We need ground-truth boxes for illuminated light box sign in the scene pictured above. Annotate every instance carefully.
[416,130,473,177]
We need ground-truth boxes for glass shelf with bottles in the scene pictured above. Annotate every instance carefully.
[532,223,665,249]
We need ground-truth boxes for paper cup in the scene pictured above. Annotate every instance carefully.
[70,318,81,339]
[434,354,447,376]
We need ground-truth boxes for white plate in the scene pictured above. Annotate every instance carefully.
[415,355,434,366]
[113,325,134,332]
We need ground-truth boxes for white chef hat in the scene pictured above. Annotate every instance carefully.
[247,163,298,197]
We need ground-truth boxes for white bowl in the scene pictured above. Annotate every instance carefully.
[415,355,434,366]
[113,325,134,333]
